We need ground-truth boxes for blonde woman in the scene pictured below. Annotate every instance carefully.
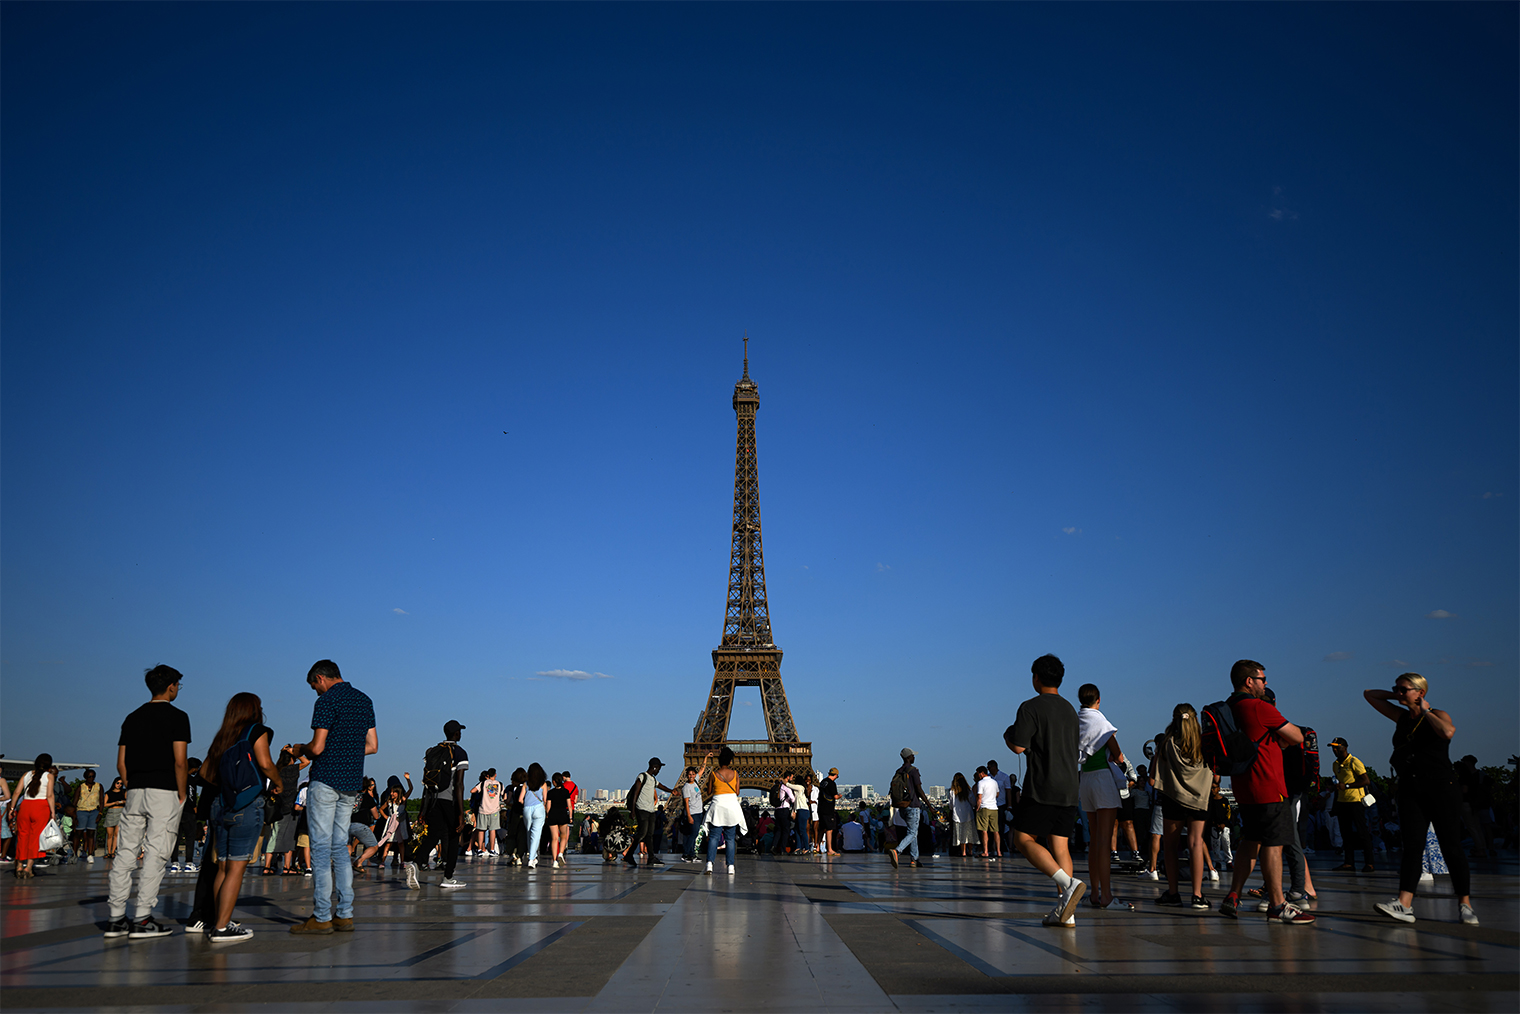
[1152,706,1213,909]
[1365,673,1477,925]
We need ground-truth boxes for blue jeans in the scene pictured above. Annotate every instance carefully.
[894,806,920,861]
[795,812,810,853]
[707,824,738,864]
[307,780,357,921]
[524,805,546,864]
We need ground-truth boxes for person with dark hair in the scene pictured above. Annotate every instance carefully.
[988,760,1014,855]
[678,755,712,863]
[290,660,378,932]
[1076,683,1132,911]
[546,771,573,867]
[974,766,1000,859]
[349,776,381,876]
[949,772,974,857]
[887,749,930,869]
[704,747,745,875]
[12,753,56,879]
[194,692,281,943]
[505,767,528,866]
[1218,661,1314,925]
[819,767,842,856]
[105,665,191,939]
[517,762,549,870]
[477,769,503,857]
[376,773,413,870]
[405,719,467,890]
[1364,673,1477,926]
[1005,653,1086,927]
[168,760,203,874]
[101,777,126,857]
[72,770,103,864]
[262,748,306,875]
[624,758,672,868]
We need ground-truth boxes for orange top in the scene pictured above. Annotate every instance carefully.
[711,771,739,797]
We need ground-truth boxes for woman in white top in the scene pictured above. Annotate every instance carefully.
[12,753,56,879]
[949,773,974,857]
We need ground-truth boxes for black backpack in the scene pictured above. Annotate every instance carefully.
[422,743,457,792]
[1200,699,1266,777]
[768,780,783,808]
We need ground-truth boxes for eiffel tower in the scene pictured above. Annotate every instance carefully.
[684,339,812,790]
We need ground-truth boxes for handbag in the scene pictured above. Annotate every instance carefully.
[1361,792,1377,808]
[38,817,64,852]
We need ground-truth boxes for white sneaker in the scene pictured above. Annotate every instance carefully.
[404,862,420,890]
[1053,878,1087,925]
[728,863,736,875]
[87,855,95,864]
[1459,904,1478,925]
[1209,870,1220,882]
[440,878,465,889]
[705,862,713,875]
[1419,871,1434,883]
[167,862,181,873]
[1042,907,1076,927]
[1375,900,1416,923]
[184,863,199,873]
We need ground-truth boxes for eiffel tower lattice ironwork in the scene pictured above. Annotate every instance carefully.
[685,340,812,790]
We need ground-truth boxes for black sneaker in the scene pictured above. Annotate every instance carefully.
[1191,895,1211,910]
[624,854,639,867]
[128,916,173,939]
[1154,890,1184,907]
[103,916,132,938]
[648,856,664,866]
[207,922,254,944]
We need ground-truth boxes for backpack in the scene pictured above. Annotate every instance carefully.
[1297,726,1320,794]
[422,743,457,792]
[1200,699,1266,778]
[769,780,783,808]
[889,769,911,807]
[218,723,264,812]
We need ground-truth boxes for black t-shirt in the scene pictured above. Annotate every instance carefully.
[118,701,193,792]
[106,787,126,807]
[1005,692,1079,808]
[547,786,571,819]
[354,790,379,826]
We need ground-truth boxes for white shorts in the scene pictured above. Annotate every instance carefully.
[1079,769,1122,812]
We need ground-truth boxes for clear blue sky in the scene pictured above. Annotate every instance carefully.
[3,3,1515,796]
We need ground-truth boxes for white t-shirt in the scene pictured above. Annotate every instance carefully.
[952,796,973,825]
[840,821,864,850]
[976,776,999,810]
[991,770,1012,807]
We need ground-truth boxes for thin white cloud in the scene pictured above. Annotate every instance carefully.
[1323,652,1353,662]
[535,669,614,681]
[1426,610,1456,619]
[392,608,408,614]
[1482,492,1502,499]
[1379,659,1408,667]
[1062,527,1081,535]
[876,563,891,572]
[742,701,754,706]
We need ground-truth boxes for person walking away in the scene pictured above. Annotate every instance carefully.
[289,660,378,932]
[1365,673,1478,925]
[517,763,549,869]
[819,767,842,855]
[406,720,468,889]
[505,768,527,866]
[1153,707,1214,909]
[1328,738,1374,872]
[703,748,746,874]
[105,666,192,939]
[679,757,711,863]
[886,748,930,869]
[623,758,671,867]
[948,773,974,857]
[477,769,503,857]
[1076,684,1133,910]
[1456,756,1493,858]
[1214,660,1315,925]
[72,770,103,863]
[1004,654,1088,927]
[196,693,282,943]
[974,766,1001,859]
[12,754,58,880]
[546,771,572,867]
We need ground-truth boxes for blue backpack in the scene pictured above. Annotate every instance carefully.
[219,724,264,811]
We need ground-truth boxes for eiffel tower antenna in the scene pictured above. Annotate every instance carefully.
[686,340,811,789]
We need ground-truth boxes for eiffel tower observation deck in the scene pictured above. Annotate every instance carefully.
[685,340,812,790]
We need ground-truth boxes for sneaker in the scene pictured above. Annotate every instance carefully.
[1042,907,1076,927]
[1256,900,1271,912]
[1054,878,1087,924]
[648,857,664,866]
[889,848,899,869]
[705,862,713,875]
[167,862,181,873]
[1208,869,1220,883]
[128,916,173,939]
[1191,895,1211,910]
[527,860,538,870]
[1459,904,1479,926]
[103,916,133,938]
[87,855,95,864]
[1219,892,1239,919]
[183,863,199,873]
[185,919,206,933]
[208,923,254,944]
[1269,903,1316,925]
[404,862,420,890]
[290,916,334,935]
[1419,871,1435,883]
[439,878,465,889]
[1375,900,1416,924]
[1362,864,1375,873]
[1285,889,1308,902]
[1139,868,1159,880]
[1154,891,1184,907]
[728,863,736,875]
[1101,896,1135,911]
[624,854,639,868]
[303,870,313,877]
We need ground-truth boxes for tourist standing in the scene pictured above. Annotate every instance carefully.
[678,759,709,863]
[887,748,930,869]
[505,767,527,866]
[1217,661,1315,925]
[101,777,126,857]
[704,747,745,874]
[406,720,468,890]
[105,665,192,939]
[949,773,974,857]
[1153,707,1213,909]
[72,770,103,863]
[1328,738,1374,872]
[1076,684,1132,911]
[1365,673,1478,925]
[988,760,1013,854]
[819,767,841,855]
[521,762,548,869]
[289,660,378,933]
[12,754,57,880]
[1004,654,1087,927]
[974,766,1000,859]
[623,758,671,868]
[477,769,503,856]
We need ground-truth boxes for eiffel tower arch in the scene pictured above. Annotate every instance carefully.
[684,340,812,791]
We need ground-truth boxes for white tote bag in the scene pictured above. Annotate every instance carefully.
[37,817,64,852]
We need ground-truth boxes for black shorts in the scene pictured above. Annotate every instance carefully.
[1160,794,1209,824]
[1015,800,1078,839]
[1239,800,1294,847]
[1120,794,1136,822]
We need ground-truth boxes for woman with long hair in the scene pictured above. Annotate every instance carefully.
[518,763,548,870]
[377,773,413,871]
[949,772,974,857]
[1365,673,1478,925]
[197,693,281,943]
[703,749,745,875]
[1153,707,1213,909]
[546,772,572,867]
[101,777,127,857]
[12,753,56,879]
[505,767,528,866]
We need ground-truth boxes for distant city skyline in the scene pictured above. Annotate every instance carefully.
[2,4,1515,795]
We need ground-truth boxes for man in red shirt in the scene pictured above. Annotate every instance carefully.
[562,772,579,812]
[1220,659,1315,925]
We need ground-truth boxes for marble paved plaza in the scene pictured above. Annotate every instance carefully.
[2,849,1516,1012]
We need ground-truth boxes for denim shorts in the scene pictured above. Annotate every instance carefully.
[211,796,264,862]
[349,822,377,849]
[75,809,100,831]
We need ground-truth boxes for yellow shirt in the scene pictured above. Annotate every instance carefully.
[1333,755,1367,803]
[75,782,103,811]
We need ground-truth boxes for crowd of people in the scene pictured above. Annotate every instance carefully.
[1,655,1507,943]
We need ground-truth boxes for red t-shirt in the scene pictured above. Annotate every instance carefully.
[564,779,579,810]
[1229,696,1289,805]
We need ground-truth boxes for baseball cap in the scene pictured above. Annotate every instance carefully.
[648,757,664,769]
[1330,737,1348,747]
[900,747,914,760]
